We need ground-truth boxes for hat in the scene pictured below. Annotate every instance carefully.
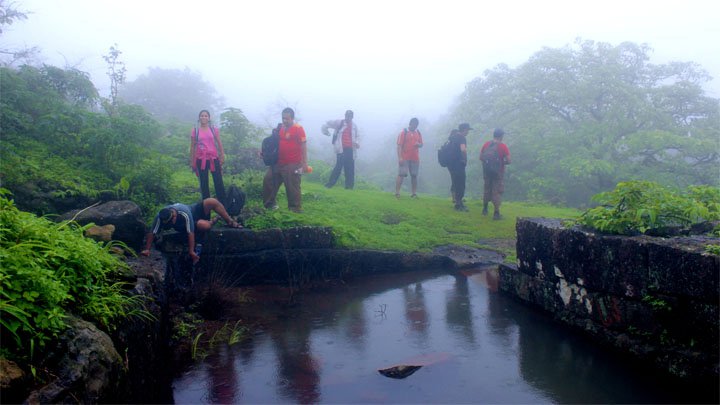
[493,128,505,137]
[458,123,473,131]
[158,208,173,224]
[345,110,354,118]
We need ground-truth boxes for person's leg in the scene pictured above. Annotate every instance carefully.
[483,173,492,215]
[343,147,355,189]
[197,161,211,200]
[326,153,344,188]
[396,161,408,196]
[456,168,466,208]
[492,174,505,218]
[283,163,303,211]
[263,167,281,208]
[448,168,456,205]
[409,161,419,196]
[210,160,227,204]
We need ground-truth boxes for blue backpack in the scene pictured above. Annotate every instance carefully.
[261,124,281,166]
[437,138,453,167]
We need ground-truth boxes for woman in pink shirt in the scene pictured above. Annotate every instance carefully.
[190,110,226,203]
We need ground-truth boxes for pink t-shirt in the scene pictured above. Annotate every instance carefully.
[192,127,220,171]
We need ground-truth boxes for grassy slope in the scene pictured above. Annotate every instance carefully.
[240,179,579,261]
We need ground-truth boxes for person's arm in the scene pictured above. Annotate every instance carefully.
[188,232,199,264]
[353,123,360,149]
[460,144,467,165]
[321,120,333,136]
[141,232,154,256]
[396,132,403,161]
[302,141,308,171]
[215,128,225,165]
[189,129,197,169]
[503,144,511,165]
[416,132,423,148]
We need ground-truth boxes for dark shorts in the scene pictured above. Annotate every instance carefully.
[190,202,209,222]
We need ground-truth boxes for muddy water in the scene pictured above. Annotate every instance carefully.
[171,268,716,404]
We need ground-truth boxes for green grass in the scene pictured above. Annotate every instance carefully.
[243,180,580,260]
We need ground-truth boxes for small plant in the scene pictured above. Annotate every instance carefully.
[577,181,720,235]
[705,244,720,256]
[642,295,671,312]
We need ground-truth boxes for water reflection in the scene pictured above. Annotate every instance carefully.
[172,269,718,404]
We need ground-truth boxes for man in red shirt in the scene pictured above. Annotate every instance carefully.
[395,117,423,198]
[262,107,308,213]
[479,128,511,220]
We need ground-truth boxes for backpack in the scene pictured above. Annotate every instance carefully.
[261,124,281,166]
[480,141,503,175]
[224,185,246,216]
[437,137,453,167]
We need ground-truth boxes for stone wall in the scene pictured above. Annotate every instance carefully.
[500,217,719,380]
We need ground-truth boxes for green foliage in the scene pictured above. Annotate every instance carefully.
[0,191,145,359]
[705,244,720,255]
[578,181,720,235]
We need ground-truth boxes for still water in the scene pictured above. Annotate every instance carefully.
[172,268,715,404]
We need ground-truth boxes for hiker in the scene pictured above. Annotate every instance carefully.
[395,117,423,198]
[141,198,241,264]
[480,128,511,219]
[262,107,308,213]
[448,123,471,211]
[321,109,360,189]
[190,109,226,203]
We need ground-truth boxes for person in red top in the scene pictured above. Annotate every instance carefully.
[479,128,511,220]
[262,107,308,213]
[394,117,424,198]
[321,110,360,189]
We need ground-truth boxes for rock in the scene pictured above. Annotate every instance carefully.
[85,224,116,242]
[0,358,27,403]
[57,200,146,251]
[378,365,422,379]
[25,317,125,404]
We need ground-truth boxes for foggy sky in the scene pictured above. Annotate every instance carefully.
[4,0,719,158]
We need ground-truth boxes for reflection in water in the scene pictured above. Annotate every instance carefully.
[172,269,718,404]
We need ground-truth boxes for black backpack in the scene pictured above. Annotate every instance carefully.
[224,185,246,216]
[261,124,281,166]
[480,141,503,175]
[437,137,453,167]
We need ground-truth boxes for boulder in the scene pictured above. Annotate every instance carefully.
[57,200,146,251]
[25,317,125,404]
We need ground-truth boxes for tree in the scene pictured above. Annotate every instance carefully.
[119,67,224,122]
[102,44,126,112]
[451,39,719,207]
[0,0,38,66]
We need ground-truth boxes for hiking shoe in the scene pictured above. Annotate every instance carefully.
[395,193,401,199]
[493,212,503,220]
[482,207,488,216]
[411,194,418,199]
[455,205,469,212]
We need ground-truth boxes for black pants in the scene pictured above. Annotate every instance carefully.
[326,147,355,189]
[448,165,466,207]
[197,159,226,203]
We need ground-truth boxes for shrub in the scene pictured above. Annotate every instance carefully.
[0,190,145,360]
[578,181,720,235]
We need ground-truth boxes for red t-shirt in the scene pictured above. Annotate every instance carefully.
[278,123,306,165]
[397,129,423,161]
[480,140,511,172]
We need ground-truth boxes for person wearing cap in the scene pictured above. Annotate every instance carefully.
[479,128,511,219]
[448,123,471,211]
[321,109,360,189]
[140,197,241,263]
[395,117,424,198]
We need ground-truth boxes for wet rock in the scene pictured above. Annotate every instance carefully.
[0,358,27,403]
[26,317,125,404]
[503,217,720,380]
[378,365,422,379]
[85,224,116,242]
[57,200,146,251]
[432,245,505,268]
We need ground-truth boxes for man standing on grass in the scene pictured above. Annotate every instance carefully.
[262,107,308,213]
[480,128,511,219]
[395,118,423,198]
[322,110,360,189]
[448,123,471,211]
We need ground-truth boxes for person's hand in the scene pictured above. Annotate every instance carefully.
[140,249,150,257]
[190,251,200,264]
[354,143,360,149]
[416,143,423,148]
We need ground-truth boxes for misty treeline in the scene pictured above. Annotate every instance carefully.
[442,40,719,207]
[1,29,718,215]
